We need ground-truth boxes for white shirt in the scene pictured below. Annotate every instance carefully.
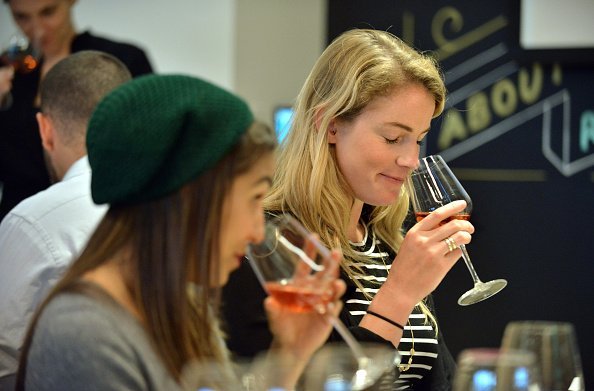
[0,156,108,385]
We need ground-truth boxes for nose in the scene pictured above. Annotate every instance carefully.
[20,19,43,45]
[250,212,266,244]
[396,145,420,170]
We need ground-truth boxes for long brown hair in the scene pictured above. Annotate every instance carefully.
[16,122,276,388]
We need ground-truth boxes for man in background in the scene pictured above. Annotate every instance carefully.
[0,50,132,389]
[0,0,153,220]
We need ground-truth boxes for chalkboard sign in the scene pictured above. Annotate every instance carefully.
[328,0,594,383]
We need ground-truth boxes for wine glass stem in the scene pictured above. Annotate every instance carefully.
[459,244,483,284]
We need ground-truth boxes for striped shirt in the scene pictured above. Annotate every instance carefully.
[346,223,439,390]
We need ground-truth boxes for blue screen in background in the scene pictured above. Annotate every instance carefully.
[273,106,294,143]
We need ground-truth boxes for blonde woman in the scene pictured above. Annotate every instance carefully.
[223,29,474,390]
[16,74,345,391]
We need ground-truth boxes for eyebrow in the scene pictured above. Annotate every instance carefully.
[386,121,431,134]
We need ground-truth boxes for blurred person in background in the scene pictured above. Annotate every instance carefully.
[0,0,153,220]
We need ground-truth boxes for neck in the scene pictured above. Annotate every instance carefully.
[82,250,143,322]
[41,28,77,76]
[347,199,365,242]
[53,147,86,181]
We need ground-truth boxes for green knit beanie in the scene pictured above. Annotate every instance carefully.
[87,74,254,205]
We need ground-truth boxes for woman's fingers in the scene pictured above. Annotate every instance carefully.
[440,230,472,256]
[0,66,15,101]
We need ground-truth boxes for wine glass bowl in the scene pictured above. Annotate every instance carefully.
[247,214,334,313]
[409,155,507,306]
[0,33,40,74]
[452,348,543,391]
[303,343,400,391]
[501,321,585,391]
[246,214,400,390]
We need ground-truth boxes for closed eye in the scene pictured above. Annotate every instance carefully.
[384,137,401,144]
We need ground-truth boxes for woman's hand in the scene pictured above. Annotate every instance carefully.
[361,200,474,344]
[265,248,345,359]
[262,248,345,389]
[387,200,474,305]
[0,66,14,109]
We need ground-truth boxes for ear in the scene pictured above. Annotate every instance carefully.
[313,108,339,144]
[36,112,56,152]
[327,118,338,144]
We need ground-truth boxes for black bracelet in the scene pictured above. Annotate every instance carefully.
[366,310,405,331]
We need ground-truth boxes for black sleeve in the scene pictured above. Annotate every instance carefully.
[221,259,271,358]
[414,295,457,391]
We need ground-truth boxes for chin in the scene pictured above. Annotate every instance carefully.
[361,194,400,207]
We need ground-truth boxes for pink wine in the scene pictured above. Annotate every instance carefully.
[265,281,330,312]
[415,212,471,225]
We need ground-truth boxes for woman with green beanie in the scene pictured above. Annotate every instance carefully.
[15,74,345,390]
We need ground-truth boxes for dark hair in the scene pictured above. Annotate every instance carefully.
[16,121,277,387]
[40,50,132,145]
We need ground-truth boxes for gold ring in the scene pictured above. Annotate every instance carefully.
[444,236,457,252]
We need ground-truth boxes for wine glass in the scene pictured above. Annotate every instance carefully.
[409,155,507,306]
[302,343,398,390]
[1,32,40,109]
[0,32,40,74]
[452,348,543,391]
[501,321,585,391]
[246,214,400,390]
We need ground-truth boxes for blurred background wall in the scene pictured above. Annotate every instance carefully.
[1,0,325,126]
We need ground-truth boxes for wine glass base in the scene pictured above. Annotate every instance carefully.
[457,279,507,306]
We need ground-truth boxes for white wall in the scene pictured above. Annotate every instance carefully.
[234,0,326,125]
[521,0,594,49]
[1,0,326,126]
[1,0,236,89]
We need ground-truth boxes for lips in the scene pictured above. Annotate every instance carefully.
[380,173,404,183]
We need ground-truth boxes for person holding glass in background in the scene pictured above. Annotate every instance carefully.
[15,74,346,390]
[223,28,475,390]
[0,0,153,221]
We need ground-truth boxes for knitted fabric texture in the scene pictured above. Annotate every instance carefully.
[87,74,253,205]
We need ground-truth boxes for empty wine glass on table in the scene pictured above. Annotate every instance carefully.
[409,155,507,306]
[452,348,543,391]
[247,214,400,390]
[302,343,398,391]
[501,321,585,391]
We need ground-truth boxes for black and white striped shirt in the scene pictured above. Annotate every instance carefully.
[346,223,439,390]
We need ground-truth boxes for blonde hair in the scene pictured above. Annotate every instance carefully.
[265,29,446,331]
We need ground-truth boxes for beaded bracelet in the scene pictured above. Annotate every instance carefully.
[366,310,405,331]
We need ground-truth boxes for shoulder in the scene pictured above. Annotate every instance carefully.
[0,173,106,259]
[30,293,140,357]
[26,293,177,390]
[8,169,101,220]
[72,31,153,76]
